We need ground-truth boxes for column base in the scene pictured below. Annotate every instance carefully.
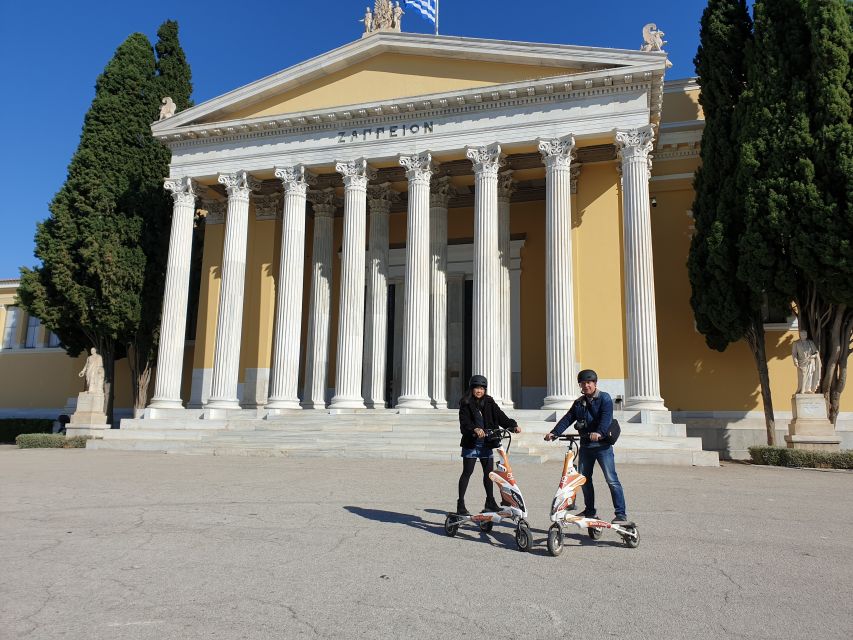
[430,398,448,409]
[396,395,433,410]
[624,396,668,412]
[148,398,185,410]
[541,395,575,411]
[364,400,387,409]
[329,396,366,409]
[265,398,303,411]
[300,400,327,410]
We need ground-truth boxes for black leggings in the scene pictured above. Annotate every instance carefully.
[458,457,495,503]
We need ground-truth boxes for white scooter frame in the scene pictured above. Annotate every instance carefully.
[444,428,532,552]
[546,434,639,555]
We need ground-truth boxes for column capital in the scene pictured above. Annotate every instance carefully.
[399,152,435,185]
[497,169,516,201]
[217,170,262,198]
[430,175,456,208]
[537,134,576,170]
[615,124,656,176]
[466,143,503,177]
[274,164,316,196]
[163,177,198,206]
[201,198,227,225]
[308,187,338,218]
[335,158,376,190]
[367,182,400,214]
[254,193,282,221]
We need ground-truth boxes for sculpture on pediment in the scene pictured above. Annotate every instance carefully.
[641,24,667,52]
[78,347,105,394]
[792,330,822,394]
[159,96,176,120]
[363,0,403,34]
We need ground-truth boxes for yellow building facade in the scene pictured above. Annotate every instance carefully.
[1,27,849,458]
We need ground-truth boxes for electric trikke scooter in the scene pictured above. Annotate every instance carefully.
[443,427,532,552]
[546,434,639,555]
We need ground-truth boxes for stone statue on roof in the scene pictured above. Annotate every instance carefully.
[159,96,176,120]
[363,0,403,35]
[641,24,667,52]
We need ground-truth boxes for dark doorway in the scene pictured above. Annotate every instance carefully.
[385,283,396,405]
[464,279,473,387]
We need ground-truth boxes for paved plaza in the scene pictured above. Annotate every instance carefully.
[1,448,851,639]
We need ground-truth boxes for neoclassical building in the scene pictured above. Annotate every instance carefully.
[2,20,849,457]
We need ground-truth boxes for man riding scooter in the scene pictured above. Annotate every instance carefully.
[544,369,630,525]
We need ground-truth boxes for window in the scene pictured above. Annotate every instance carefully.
[25,315,41,348]
[48,332,61,348]
[2,306,20,349]
[762,296,798,331]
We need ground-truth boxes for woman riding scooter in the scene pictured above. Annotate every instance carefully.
[455,375,521,515]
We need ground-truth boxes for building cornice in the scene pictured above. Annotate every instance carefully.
[663,77,699,94]
[154,63,666,150]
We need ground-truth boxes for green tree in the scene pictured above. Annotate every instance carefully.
[18,33,158,423]
[125,20,195,412]
[688,1,780,443]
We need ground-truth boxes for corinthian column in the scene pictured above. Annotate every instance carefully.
[302,188,337,409]
[497,170,515,409]
[205,171,260,411]
[362,183,397,408]
[615,125,667,411]
[429,176,453,409]
[538,135,578,410]
[149,177,197,410]
[396,152,434,409]
[266,165,314,412]
[466,143,503,405]
[330,159,375,409]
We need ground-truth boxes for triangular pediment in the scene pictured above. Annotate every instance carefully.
[154,32,669,132]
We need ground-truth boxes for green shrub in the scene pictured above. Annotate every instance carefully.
[15,434,92,449]
[0,419,55,443]
[748,446,853,470]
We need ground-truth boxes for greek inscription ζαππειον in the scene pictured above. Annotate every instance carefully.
[337,122,434,143]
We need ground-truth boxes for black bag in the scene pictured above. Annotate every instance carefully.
[604,419,621,445]
[484,429,503,449]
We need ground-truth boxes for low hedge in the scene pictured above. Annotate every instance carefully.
[15,434,91,449]
[748,445,853,470]
[0,419,54,443]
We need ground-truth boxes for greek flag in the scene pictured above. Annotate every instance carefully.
[405,0,437,25]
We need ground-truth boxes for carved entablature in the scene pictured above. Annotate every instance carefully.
[254,193,282,221]
[201,199,227,225]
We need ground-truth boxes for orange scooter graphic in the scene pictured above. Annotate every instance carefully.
[546,434,640,555]
[444,428,532,552]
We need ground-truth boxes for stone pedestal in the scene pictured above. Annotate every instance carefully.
[785,394,840,451]
[67,391,110,436]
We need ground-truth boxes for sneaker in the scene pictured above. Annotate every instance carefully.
[612,515,631,524]
[483,498,500,512]
[456,500,470,516]
[581,509,597,519]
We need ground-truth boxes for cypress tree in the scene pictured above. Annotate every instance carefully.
[688,1,779,443]
[18,33,158,423]
[125,20,195,412]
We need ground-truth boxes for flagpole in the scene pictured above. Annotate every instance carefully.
[435,0,439,35]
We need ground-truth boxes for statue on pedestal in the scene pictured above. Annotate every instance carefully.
[362,0,403,34]
[78,347,105,394]
[641,23,667,52]
[792,330,821,394]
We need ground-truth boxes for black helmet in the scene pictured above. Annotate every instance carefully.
[577,369,598,383]
[469,375,488,389]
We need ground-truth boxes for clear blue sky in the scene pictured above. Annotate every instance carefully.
[0,0,712,278]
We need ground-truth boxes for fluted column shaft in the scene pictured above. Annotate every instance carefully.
[331,159,374,409]
[429,177,452,408]
[616,125,667,410]
[396,152,434,409]
[538,135,578,410]
[497,170,514,409]
[302,190,336,409]
[267,166,313,411]
[467,143,503,404]
[149,177,197,409]
[363,184,395,408]
[206,171,259,410]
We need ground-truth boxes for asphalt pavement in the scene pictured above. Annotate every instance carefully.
[1,449,851,639]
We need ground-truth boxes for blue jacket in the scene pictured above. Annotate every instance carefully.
[550,390,613,445]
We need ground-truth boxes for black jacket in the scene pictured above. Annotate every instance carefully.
[458,395,519,448]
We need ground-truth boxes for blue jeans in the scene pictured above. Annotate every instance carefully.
[577,444,627,518]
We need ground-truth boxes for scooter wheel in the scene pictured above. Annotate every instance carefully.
[444,514,459,537]
[588,526,603,540]
[478,520,494,533]
[547,524,563,557]
[621,525,640,548]
[515,520,532,552]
